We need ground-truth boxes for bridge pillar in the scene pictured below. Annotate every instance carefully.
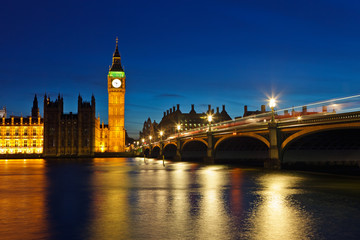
[266,123,281,169]
[158,142,164,159]
[205,132,215,164]
[174,138,182,161]
[148,145,152,158]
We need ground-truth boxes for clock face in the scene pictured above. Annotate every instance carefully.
[112,79,121,88]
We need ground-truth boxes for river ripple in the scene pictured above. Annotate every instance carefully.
[0,158,360,240]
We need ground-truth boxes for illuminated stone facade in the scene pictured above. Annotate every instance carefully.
[107,39,126,152]
[1,40,127,156]
[0,95,43,154]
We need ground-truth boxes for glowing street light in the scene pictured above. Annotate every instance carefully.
[269,98,277,122]
[149,135,152,143]
[142,138,145,145]
[159,130,164,141]
[269,98,276,109]
[207,114,213,132]
[177,124,181,138]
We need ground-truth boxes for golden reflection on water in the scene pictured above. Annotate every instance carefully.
[89,158,130,239]
[170,162,191,235]
[248,174,315,240]
[230,168,243,216]
[197,165,231,239]
[0,159,49,239]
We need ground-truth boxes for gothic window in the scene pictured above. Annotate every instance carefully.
[15,128,19,136]
[24,128,28,136]
[33,140,36,147]
[24,140,27,147]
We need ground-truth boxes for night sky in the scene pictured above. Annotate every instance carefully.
[1,0,360,138]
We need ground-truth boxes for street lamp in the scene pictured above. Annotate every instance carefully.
[269,98,276,122]
[177,124,181,137]
[142,138,145,145]
[207,114,213,132]
[159,130,164,141]
[149,135,152,143]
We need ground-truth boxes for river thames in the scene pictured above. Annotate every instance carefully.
[0,158,360,240]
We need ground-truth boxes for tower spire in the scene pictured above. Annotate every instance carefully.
[32,94,40,118]
[110,37,123,71]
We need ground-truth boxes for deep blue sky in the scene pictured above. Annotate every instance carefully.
[1,0,360,138]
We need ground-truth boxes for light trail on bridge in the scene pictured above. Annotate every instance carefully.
[159,94,360,142]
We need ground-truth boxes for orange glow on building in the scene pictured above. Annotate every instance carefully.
[0,116,43,154]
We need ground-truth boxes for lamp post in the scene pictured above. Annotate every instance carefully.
[207,114,213,132]
[269,98,276,122]
[159,130,164,162]
[141,138,145,159]
[149,135,152,144]
[159,131,164,142]
[177,124,181,138]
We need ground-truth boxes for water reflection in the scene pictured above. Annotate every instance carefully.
[197,166,232,239]
[0,159,49,239]
[45,159,95,240]
[1,158,360,239]
[89,158,130,240]
[229,168,243,217]
[247,174,316,240]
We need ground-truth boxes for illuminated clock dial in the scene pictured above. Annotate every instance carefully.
[112,79,121,88]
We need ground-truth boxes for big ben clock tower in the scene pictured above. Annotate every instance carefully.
[108,38,126,152]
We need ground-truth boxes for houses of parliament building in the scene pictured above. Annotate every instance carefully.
[0,40,126,157]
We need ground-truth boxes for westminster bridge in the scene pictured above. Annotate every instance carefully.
[142,96,360,169]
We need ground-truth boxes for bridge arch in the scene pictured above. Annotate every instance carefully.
[181,139,207,162]
[181,138,208,151]
[281,122,360,150]
[214,133,270,150]
[152,144,160,149]
[164,142,177,148]
[163,143,177,159]
[281,124,360,167]
[151,146,161,158]
[214,134,269,165]
[143,147,150,157]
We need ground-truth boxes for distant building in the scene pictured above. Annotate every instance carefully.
[279,105,326,119]
[140,104,231,140]
[139,118,159,143]
[0,95,43,154]
[0,107,6,118]
[243,104,267,117]
[235,104,328,120]
[235,105,268,119]
[43,94,99,157]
